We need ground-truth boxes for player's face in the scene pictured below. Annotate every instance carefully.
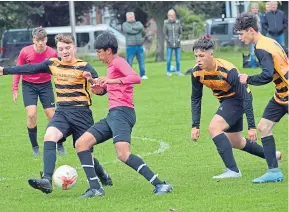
[57,42,76,62]
[96,49,109,63]
[194,49,213,69]
[237,29,254,45]
[33,36,47,52]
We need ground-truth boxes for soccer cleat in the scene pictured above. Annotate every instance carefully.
[212,169,242,179]
[153,181,173,195]
[166,72,172,77]
[57,144,66,156]
[141,75,149,80]
[28,178,53,194]
[80,187,105,198]
[276,151,282,161]
[98,171,113,186]
[32,146,40,157]
[252,168,283,183]
[176,72,184,76]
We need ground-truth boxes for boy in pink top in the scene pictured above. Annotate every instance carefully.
[75,31,173,198]
[13,27,65,156]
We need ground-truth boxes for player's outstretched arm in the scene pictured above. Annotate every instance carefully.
[0,59,52,76]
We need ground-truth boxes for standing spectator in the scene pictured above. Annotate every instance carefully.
[249,3,264,68]
[263,1,288,46]
[265,1,272,13]
[163,9,183,77]
[122,12,148,80]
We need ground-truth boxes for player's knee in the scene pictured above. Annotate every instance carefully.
[75,139,90,152]
[208,123,222,137]
[27,112,37,121]
[116,150,130,162]
[257,122,271,135]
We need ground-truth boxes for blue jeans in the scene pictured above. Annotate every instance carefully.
[249,42,257,68]
[166,47,181,73]
[269,33,285,46]
[126,46,146,77]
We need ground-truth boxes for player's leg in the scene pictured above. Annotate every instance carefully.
[110,107,172,195]
[209,99,244,179]
[75,117,112,198]
[252,98,287,183]
[39,81,66,155]
[225,118,266,159]
[28,110,70,193]
[71,108,112,187]
[22,81,40,156]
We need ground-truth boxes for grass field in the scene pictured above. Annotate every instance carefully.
[0,51,287,212]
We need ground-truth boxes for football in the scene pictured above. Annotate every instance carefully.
[53,165,78,190]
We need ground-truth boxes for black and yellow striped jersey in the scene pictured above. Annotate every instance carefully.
[3,58,98,107]
[248,34,288,105]
[190,58,255,129]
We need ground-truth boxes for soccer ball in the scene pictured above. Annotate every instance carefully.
[53,165,78,190]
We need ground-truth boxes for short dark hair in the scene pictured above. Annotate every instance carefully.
[192,37,215,52]
[55,33,75,45]
[234,12,259,32]
[94,31,118,54]
[32,27,47,39]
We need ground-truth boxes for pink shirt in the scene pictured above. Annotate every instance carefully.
[105,56,141,109]
[12,45,57,92]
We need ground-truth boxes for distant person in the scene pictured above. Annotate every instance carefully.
[12,27,65,156]
[163,9,183,77]
[122,12,148,80]
[263,1,288,46]
[249,3,264,68]
[265,1,272,13]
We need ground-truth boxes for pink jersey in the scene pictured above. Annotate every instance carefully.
[105,56,141,109]
[12,45,57,92]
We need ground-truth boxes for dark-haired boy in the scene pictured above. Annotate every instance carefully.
[235,12,288,183]
[75,31,173,198]
[189,37,282,179]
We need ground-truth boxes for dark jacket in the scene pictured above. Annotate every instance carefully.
[163,19,182,48]
[263,9,288,36]
[122,21,144,46]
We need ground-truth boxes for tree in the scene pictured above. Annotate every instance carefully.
[188,1,225,19]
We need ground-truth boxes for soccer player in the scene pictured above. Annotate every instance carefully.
[12,27,65,156]
[74,31,173,198]
[235,12,288,183]
[0,33,112,194]
[190,37,282,179]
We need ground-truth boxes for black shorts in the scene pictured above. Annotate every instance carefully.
[22,80,55,109]
[47,106,94,147]
[87,106,136,144]
[216,98,244,133]
[262,97,288,122]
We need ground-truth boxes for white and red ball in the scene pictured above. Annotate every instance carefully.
[53,165,78,190]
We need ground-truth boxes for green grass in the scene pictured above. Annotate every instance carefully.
[0,52,287,212]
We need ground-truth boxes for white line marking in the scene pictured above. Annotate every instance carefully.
[0,136,170,182]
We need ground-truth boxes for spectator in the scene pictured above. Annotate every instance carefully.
[163,9,183,77]
[265,1,272,13]
[249,3,264,68]
[263,1,288,46]
[122,12,148,80]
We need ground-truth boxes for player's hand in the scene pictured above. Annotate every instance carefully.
[95,77,109,87]
[91,84,104,95]
[12,90,18,104]
[239,74,248,84]
[82,71,94,84]
[191,127,200,142]
[248,128,257,142]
